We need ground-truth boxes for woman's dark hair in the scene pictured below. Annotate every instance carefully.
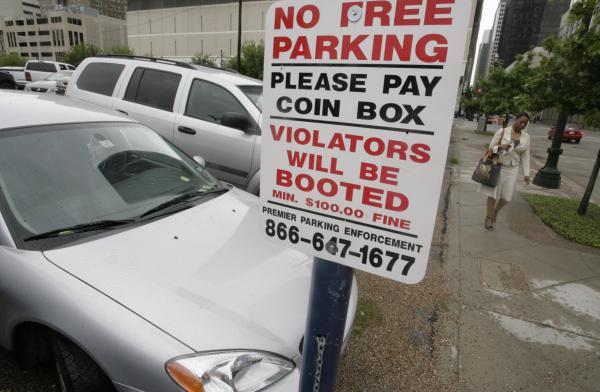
[515,112,530,120]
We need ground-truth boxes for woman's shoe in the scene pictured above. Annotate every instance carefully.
[485,216,495,231]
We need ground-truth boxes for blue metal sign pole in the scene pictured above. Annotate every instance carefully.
[298,258,354,392]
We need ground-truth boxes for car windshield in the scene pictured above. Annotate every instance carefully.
[0,122,220,246]
[46,71,72,81]
[238,85,263,111]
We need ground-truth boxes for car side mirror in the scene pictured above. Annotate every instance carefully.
[221,112,252,132]
[193,155,206,166]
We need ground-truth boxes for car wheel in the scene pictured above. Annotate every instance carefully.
[576,139,581,144]
[0,81,15,90]
[51,334,115,392]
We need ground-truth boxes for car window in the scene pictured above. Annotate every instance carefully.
[77,62,125,96]
[124,68,181,112]
[186,79,254,128]
[0,122,219,249]
[67,65,75,70]
[59,64,67,70]
[238,85,263,112]
[26,62,56,72]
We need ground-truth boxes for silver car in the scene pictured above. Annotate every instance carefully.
[0,92,357,392]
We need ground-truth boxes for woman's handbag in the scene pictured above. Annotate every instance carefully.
[472,128,505,187]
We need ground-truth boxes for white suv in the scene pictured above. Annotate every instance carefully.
[67,55,263,194]
[25,60,75,83]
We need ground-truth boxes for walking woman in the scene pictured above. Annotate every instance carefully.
[480,112,531,230]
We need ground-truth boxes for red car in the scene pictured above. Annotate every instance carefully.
[548,127,583,143]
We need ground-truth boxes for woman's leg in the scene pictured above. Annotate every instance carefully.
[486,197,496,229]
[495,199,509,219]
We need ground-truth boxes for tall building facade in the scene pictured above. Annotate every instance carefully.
[0,0,42,18]
[497,0,570,67]
[2,6,127,61]
[488,0,506,68]
[474,29,492,81]
[126,0,273,61]
[537,0,571,44]
[40,0,127,20]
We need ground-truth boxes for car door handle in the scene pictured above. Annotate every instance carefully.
[178,126,197,135]
[116,109,128,116]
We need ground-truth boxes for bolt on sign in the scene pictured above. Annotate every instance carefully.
[260,0,472,284]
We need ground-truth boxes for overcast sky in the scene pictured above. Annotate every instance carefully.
[471,0,501,84]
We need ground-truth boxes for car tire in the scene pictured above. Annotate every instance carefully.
[51,334,115,392]
[0,81,16,90]
[576,139,581,144]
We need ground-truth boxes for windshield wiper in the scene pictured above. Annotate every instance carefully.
[140,186,230,219]
[24,219,135,242]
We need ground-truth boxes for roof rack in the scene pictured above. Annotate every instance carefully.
[95,53,196,70]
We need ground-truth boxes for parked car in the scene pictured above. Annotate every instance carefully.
[0,71,17,90]
[24,70,73,94]
[0,66,27,89]
[67,54,263,194]
[548,126,583,143]
[0,91,358,392]
[25,60,75,83]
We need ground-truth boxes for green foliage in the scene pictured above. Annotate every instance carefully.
[478,56,534,117]
[461,86,481,118]
[525,194,600,248]
[191,53,216,67]
[352,300,383,336]
[227,41,264,80]
[520,2,600,117]
[0,53,27,66]
[65,44,134,66]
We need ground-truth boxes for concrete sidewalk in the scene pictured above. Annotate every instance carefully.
[441,119,600,391]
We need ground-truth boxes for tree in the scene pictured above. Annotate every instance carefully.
[227,41,264,80]
[460,86,481,121]
[0,53,27,67]
[518,0,599,212]
[191,53,216,67]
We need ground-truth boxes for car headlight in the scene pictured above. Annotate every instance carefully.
[166,350,294,392]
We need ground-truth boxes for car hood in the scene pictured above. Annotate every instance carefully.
[43,189,312,358]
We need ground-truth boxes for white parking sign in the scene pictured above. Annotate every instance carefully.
[260,0,472,284]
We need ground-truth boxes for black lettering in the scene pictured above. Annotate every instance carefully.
[271,72,284,88]
[401,105,425,125]
[332,73,349,92]
[383,75,402,94]
[357,101,377,120]
[421,76,442,96]
[349,74,367,93]
[381,103,403,122]
[277,96,293,113]
[298,72,312,90]
[315,73,331,91]
[399,76,419,95]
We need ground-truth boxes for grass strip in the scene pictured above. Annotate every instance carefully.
[525,194,600,248]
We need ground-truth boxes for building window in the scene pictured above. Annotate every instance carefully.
[37,18,48,24]
[29,42,38,47]
[79,32,84,43]
[16,20,24,26]
[51,16,62,23]
[60,30,65,46]
[41,52,53,58]
[18,32,26,36]
[68,31,73,45]
[19,42,28,47]
[40,41,51,47]
[39,31,50,36]
[28,31,36,36]
[26,19,34,25]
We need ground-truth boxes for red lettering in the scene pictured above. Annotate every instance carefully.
[410,143,431,163]
[365,1,392,26]
[290,36,312,59]
[365,137,386,156]
[386,192,410,212]
[296,174,314,192]
[315,36,338,59]
[416,34,447,63]
[341,35,368,60]
[387,140,408,160]
[273,36,292,59]
[270,125,286,141]
[297,5,320,28]
[384,34,414,62]
[362,186,384,208]
[359,162,379,182]
[274,7,295,29]
[424,0,454,25]
[276,169,292,187]
[317,178,337,197]
[380,166,400,185]
[394,0,422,25]
[287,150,307,167]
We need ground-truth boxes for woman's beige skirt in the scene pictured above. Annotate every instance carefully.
[479,164,519,202]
